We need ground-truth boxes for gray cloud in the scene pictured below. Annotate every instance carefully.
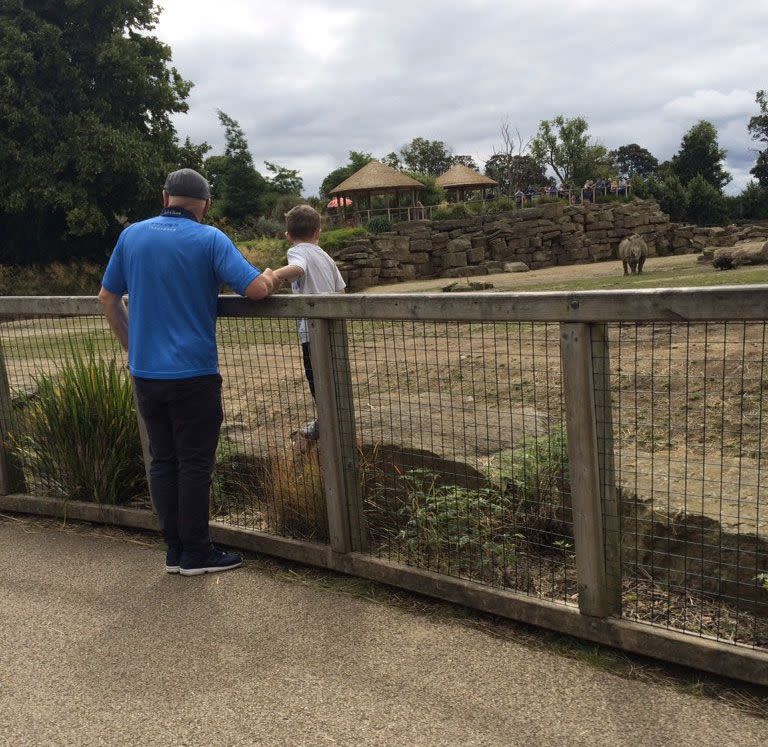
[157,0,768,195]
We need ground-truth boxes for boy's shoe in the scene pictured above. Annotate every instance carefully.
[298,418,319,440]
[179,547,244,576]
[165,543,182,574]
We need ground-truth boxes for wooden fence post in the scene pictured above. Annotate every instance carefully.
[560,322,612,617]
[591,324,622,615]
[308,318,364,555]
[0,342,26,495]
[328,320,368,552]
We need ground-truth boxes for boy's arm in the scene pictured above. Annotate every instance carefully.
[270,264,304,291]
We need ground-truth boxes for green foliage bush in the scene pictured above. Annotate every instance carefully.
[594,193,635,204]
[431,204,476,221]
[239,238,289,271]
[0,261,104,295]
[477,198,516,215]
[367,216,392,233]
[396,470,514,575]
[686,174,728,226]
[318,227,369,251]
[389,430,573,581]
[12,349,145,504]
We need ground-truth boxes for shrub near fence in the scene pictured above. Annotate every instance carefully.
[0,289,767,685]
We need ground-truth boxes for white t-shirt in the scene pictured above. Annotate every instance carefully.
[287,242,346,343]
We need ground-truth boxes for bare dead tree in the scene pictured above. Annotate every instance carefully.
[488,119,534,196]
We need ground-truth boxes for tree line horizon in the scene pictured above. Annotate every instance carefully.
[2,1,767,264]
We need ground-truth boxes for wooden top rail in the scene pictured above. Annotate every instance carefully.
[0,284,767,322]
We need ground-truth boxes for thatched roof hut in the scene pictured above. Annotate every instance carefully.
[330,161,424,222]
[436,164,498,190]
[330,161,422,195]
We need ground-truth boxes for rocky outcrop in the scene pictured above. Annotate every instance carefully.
[326,200,768,291]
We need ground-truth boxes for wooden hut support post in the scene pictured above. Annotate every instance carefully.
[560,322,618,618]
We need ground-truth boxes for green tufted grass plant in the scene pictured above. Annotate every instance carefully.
[11,347,145,504]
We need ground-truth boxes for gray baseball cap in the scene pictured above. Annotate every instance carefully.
[163,168,211,200]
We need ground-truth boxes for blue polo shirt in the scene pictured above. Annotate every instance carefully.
[102,208,260,379]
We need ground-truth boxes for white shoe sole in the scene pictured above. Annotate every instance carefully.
[166,565,181,574]
[179,561,243,576]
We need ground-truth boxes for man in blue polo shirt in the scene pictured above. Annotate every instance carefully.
[99,168,274,576]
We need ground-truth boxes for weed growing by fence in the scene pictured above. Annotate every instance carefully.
[268,446,327,540]
[11,348,145,504]
[396,469,514,580]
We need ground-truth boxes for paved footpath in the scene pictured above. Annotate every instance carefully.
[1,516,766,747]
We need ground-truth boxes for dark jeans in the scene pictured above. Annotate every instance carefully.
[301,342,315,399]
[133,374,223,554]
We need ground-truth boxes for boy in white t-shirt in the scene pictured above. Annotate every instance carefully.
[271,205,346,439]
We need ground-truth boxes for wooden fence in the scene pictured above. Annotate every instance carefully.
[0,287,766,686]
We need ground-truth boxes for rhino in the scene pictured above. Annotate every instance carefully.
[618,233,648,275]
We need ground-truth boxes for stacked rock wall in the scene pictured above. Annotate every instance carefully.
[328,199,768,291]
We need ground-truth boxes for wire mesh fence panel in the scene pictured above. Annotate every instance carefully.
[595,322,768,649]
[0,314,138,504]
[334,319,577,603]
[215,315,327,544]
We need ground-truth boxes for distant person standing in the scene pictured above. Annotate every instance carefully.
[270,205,346,441]
[98,168,275,576]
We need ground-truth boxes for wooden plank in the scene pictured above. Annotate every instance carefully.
[0,494,333,568]
[591,324,622,615]
[560,322,611,617]
[307,318,352,555]
[0,493,159,531]
[0,296,102,317]
[340,554,768,687]
[0,343,26,494]
[329,320,368,552]
[209,522,334,569]
[1,285,768,323]
[217,285,768,323]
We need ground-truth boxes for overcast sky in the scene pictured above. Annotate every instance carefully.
[155,0,768,196]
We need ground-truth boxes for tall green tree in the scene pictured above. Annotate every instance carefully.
[264,162,303,195]
[176,137,211,175]
[669,120,731,190]
[611,144,659,178]
[206,111,266,222]
[530,116,613,186]
[748,90,768,187]
[0,0,191,262]
[319,151,374,200]
[685,174,727,225]
[399,137,454,176]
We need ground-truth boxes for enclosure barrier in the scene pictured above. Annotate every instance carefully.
[0,287,767,686]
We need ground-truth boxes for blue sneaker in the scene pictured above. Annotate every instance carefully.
[165,543,182,574]
[179,546,243,576]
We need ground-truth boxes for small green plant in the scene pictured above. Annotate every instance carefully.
[756,572,768,590]
[12,347,145,504]
[394,469,515,579]
[211,437,266,517]
[238,238,289,270]
[501,430,570,505]
[478,198,516,215]
[491,430,572,547]
[319,227,369,252]
[431,203,476,221]
[367,216,392,234]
